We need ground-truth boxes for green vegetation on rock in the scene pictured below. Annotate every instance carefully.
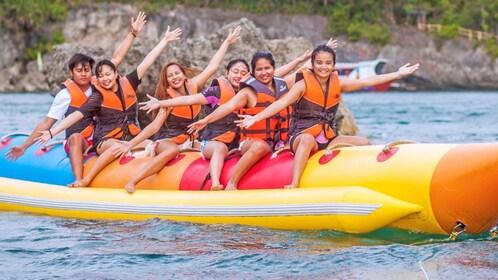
[1,0,497,60]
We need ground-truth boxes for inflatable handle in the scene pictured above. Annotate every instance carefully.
[0,132,30,143]
[227,149,241,157]
[41,140,65,151]
[382,140,418,153]
[325,143,355,156]
[179,148,201,153]
[271,147,291,159]
[82,146,94,157]
[130,147,145,153]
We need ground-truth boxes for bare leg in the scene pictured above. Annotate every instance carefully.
[330,135,371,146]
[68,139,121,187]
[67,133,89,181]
[225,139,270,190]
[125,140,179,193]
[202,141,228,190]
[285,133,318,189]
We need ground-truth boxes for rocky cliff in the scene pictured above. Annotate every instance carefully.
[2,4,497,93]
[2,3,498,135]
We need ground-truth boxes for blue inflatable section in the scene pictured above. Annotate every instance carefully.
[0,133,75,186]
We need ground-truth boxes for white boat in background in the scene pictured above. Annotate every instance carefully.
[335,59,392,92]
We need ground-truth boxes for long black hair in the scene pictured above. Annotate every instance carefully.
[250,51,275,73]
[95,59,117,76]
[311,45,336,65]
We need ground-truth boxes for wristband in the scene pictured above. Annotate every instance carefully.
[48,129,53,139]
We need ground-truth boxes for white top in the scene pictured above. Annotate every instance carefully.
[46,86,93,120]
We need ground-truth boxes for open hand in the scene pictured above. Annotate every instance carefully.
[326,37,338,50]
[131,11,147,35]
[225,26,241,45]
[298,50,312,63]
[187,119,208,135]
[112,141,132,158]
[34,131,51,146]
[234,114,256,128]
[397,63,420,77]
[5,146,26,161]
[164,26,182,42]
[139,94,160,114]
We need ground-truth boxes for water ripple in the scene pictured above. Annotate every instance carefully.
[1,92,498,278]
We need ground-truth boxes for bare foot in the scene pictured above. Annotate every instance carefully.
[210,184,224,191]
[67,179,90,188]
[224,183,238,191]
[125,183,136,194]
[284,184,298,189]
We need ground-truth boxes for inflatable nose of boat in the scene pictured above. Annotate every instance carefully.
[431,143,498,234]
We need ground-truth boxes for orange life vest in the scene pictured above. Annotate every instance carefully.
[93,76,141,143]
[200,77,238,145]
[239,75,291,142]
[154,81,201,144]
[62,77,98,139]
[289,68,341,139]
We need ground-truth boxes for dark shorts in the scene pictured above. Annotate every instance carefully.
[288,133,337,154]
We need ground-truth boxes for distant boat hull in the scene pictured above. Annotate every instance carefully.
[359,81,392,92]
[336,59,392,92]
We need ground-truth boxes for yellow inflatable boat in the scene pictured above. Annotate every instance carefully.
[1,133,497,237]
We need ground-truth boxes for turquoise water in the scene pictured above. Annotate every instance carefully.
[1,92,497,279]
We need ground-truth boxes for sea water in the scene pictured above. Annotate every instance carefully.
[0,92,497,279]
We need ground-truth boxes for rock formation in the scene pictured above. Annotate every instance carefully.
[43,16,358,134]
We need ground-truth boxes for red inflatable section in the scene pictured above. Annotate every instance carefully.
[179,150,294,190]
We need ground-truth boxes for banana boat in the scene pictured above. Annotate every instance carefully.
[1,133,497,237]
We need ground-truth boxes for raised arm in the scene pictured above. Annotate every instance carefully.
[187,87,253,134]
[139,93,208,114]
[136,26,182,80]
[190,26,241,89]
[111,11,147,69]
[276,50,311,78]
[341,63,420,93]
[34,111,84,145]
[283,37,338,87]
[112,108,169,158]
[237,80,305,128]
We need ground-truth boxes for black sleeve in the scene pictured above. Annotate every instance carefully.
[126,69,141,91]
[78,89,103,116]
[295,72,304,83]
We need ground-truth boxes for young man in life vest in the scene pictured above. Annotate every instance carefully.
[237,45,420,189]
[35,26,183,188]
[5,12,147,181]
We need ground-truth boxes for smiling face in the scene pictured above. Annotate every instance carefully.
[311,51,335,79]
[253,58,275,86]
[226,62,249,90]
[166,64,186,90]
[97,64,118,91]
[70,63,92,88]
